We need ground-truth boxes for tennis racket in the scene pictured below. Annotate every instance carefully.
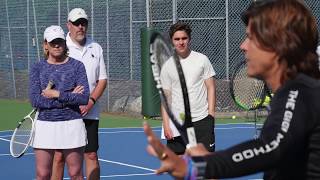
[149,31,196,148]
[230,61,270,111]
[10,81,54,158]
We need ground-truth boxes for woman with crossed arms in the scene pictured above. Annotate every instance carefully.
[29,25,89,180]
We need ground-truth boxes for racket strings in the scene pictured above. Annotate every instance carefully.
[10,117,33,156]
[233,65,265,110]
[153,37,176,114]
[154,38,172,68]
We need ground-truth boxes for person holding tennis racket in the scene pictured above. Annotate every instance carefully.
[144,0,320,179]
[29,25,90,180]
[161,22,216,155]
[51,8,107,180]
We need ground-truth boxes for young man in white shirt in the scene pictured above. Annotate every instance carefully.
[161,22,216,155]
[51,8,107,180]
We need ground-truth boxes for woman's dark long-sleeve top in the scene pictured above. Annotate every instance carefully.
[204,74,320,179]
[29,57,89,121]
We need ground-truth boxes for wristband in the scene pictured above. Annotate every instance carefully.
[183,155,195,180]
[90,97,96,104]
[183,155,199,180]
[191,156,207,179]
[182,155,207,180]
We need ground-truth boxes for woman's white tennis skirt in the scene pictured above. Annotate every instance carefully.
[31,119,87,149]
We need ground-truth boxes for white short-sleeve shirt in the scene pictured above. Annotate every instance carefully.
[161,51,216,138]
[66,33,107,120]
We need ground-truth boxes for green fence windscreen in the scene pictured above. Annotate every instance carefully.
[141,28,160,118]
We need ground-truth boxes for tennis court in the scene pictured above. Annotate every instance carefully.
[0,99,263,180]
[0,125,263,180]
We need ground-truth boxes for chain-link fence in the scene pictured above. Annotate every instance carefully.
[0,0,320,116]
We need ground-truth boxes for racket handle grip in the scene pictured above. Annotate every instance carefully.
[186,127,197,148]
[46,81,54,90]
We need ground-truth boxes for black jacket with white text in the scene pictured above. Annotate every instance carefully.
[204,74,320,180]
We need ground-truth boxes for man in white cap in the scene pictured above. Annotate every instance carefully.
[51,8,107,180]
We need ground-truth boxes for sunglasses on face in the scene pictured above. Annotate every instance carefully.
[48,38,65,46]
[71,19,88,27]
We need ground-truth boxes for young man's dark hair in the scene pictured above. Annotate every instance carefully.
[169,21,192,39]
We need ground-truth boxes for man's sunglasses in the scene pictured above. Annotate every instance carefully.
[71,19,88,26]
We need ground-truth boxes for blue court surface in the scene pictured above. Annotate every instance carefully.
[0,123,263,179]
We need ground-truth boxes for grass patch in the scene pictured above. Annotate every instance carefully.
[0,99,261,131]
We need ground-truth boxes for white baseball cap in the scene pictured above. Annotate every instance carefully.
[68,8,88,22]
[43,25,65,42]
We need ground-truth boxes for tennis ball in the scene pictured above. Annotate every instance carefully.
[232,115,236,119]
[179,113,185,121]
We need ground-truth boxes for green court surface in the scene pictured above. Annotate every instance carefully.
[0,99,254,131]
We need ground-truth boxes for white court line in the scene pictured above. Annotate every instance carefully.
[0,137,10,142]
[215,126,261,130]
[217,122,263,125]
[0,126,259,140]
[60,172,156,179]
[99,126,162,130]
[98,130,160,134]
[0,130,13,133]
[0,135,11,138]
[1,127,259,155]
[96,123,263,131]
[0,152,34,157]
[99,172,156,178]
[98,158,155,172]
[0,123,261,134]
[1,124,261,179]
[0,136,29,147]
[98,126,260,134]
[0,154,155,173]
[0,151,155,176]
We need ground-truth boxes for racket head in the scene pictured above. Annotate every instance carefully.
[230,61,268,111]
[149,31,195,147]
[10,109,36,158]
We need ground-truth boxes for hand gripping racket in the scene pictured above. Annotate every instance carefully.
[149,31,196,148]
[10,81,53,158]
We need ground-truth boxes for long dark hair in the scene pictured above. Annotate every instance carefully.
[242,0,320,81]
